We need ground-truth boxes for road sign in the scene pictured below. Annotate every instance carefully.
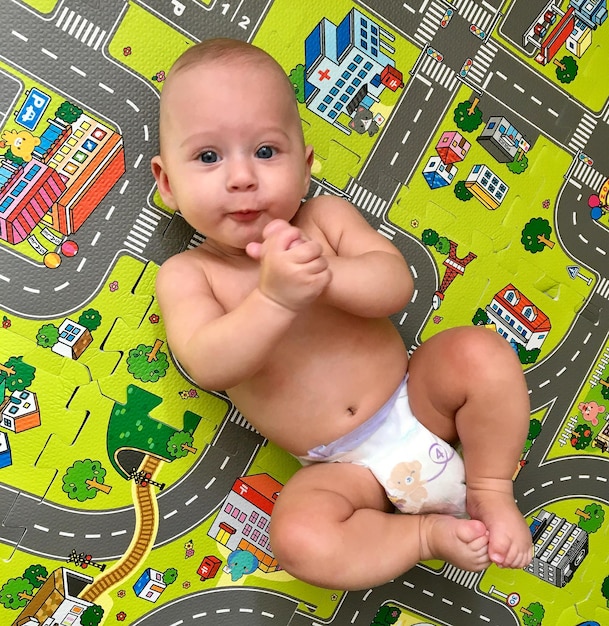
[15,88,50,131]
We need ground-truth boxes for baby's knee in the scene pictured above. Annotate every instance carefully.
[269,512,328,580]
[447,326,521,377]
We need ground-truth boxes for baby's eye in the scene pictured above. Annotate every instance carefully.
[256,146,275,159]
[200,150,219,164]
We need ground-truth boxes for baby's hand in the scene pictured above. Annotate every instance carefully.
[246,220,331,311]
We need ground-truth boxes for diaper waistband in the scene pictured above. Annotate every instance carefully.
[299,375,407,462]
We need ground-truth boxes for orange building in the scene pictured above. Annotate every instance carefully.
[35,114,125,234]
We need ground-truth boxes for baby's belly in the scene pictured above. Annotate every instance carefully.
[228,317,408,456]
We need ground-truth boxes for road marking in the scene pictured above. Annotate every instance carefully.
[185,494,198,506]
[91,231,101,246]
[54,282,69,292]
[0,274,10,282]
[99,81,114,93]
[524,488,535,496]
[597,476,607,482]
[579,474,590,479]
[541,480,553,487]
[111,529,127,536]
[163,509,178,519]
[12,29,28,42]
[390,151,400,166]
[70,65,86,77]
[548,108,559,117]
[442,598,453,605]
[76,257,87,272]
[556,366,566,376]
[34,525,49,532]
[531,96,542,105]
[205,477,216,490]
[85,533,101,538]
[571,350,581,361]
[423,589,434,596]
[513,83,524,93]
[42,47,58,59]
[59,531,75,537]
[23,286,40,294]
[560,475,572,481]
[126,99,140,112]
[460,606,472,614]
[221,456,230,470]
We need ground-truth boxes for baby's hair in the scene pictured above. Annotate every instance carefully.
[157,38,302,151]
[168,38,290,87]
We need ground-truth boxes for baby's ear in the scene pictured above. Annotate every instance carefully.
[151,155,177,210]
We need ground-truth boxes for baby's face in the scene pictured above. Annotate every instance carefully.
[153,59,313,253]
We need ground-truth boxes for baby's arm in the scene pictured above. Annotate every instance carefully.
[299,195,414,317]
[156,223,329,390]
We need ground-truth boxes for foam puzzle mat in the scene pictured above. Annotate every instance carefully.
[1,0,609,624]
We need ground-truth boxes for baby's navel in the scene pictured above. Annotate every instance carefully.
[347,406,357,417]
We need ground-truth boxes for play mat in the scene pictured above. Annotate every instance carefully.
[1,0,608,624]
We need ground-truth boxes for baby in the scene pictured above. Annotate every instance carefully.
[152,38,533,590]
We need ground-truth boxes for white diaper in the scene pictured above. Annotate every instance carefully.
[298,377,467,516]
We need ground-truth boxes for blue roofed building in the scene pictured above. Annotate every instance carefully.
[304,9,396,133]
[569,0,608,28]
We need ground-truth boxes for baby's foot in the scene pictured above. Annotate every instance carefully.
[419,514,491,571]
[466,479,533,569]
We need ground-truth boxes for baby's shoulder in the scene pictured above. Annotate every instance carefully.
[157,248,212,294]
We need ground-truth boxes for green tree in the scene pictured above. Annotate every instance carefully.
[23,564,48,588]
[421,228,439,247]
[78,308,102,331]
[289,64,305,103]
[167,431,197,459]
[576,502,605,533]
[529,418,542,441]
[126,342,170,382]
[453,98,483,132]
[472,308,489,326]
[1,356,36,392]
[55,101,83,124]
[3,148,25,166]
[163,567,178,585]
[520,601,545,626]
[516,344,540,365]
[599,378,609,400]
[507,152,529,174]
[571,423,593,450]
[602,574,609,607]
[0,577,34,610]
[521,217,555,253]
[62,459,112,502]
[454,180,473,201]
[36,323,59,348]
[554,55,578,84]
[371,604,401,625]
[435,236,451,255]
[81,604,104,626]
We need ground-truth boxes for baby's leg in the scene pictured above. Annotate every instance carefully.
[407,326,533,569]
[270,462,490,590]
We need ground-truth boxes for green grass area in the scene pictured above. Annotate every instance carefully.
[0,256,228,511]
[547,336,609,461]
[21,0,59,11]
[107,2,194,92]
[388,83,591,360]
[497,0,609,112]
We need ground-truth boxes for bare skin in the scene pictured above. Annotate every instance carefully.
[153,41,533,590]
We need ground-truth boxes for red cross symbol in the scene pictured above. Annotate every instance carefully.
[318,68,331,81]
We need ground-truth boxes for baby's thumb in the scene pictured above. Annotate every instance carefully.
[245,241,262,260]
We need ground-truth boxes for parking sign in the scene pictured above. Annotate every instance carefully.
[16,88,50,131]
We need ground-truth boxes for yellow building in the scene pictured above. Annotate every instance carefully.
[464,164,509,210]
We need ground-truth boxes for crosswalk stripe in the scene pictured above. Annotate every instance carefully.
[56,6,106,50]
